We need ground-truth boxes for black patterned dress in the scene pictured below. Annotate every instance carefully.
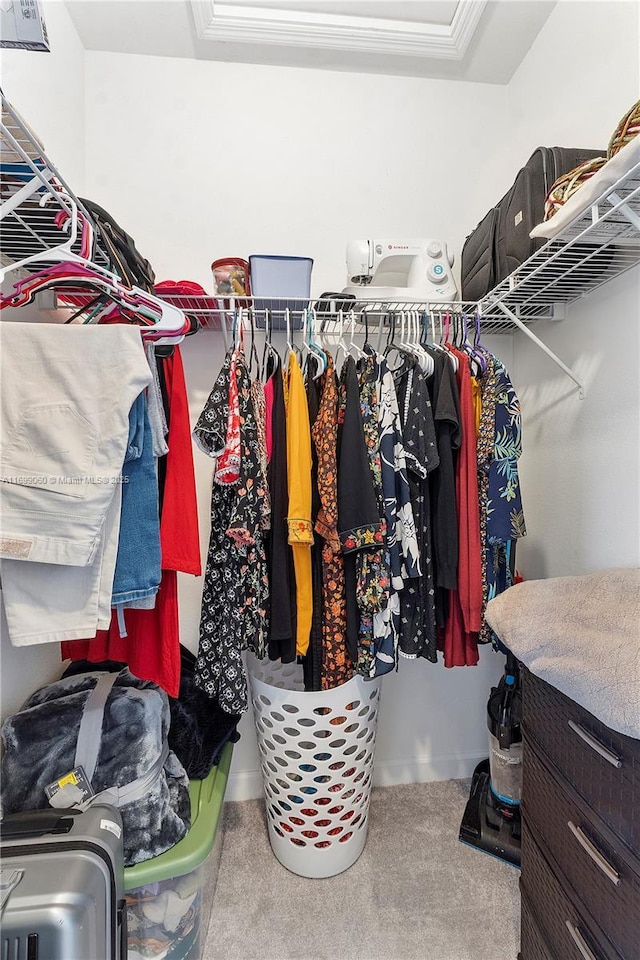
[192,349,269,714]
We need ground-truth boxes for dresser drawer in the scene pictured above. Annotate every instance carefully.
[523,740,640,960]
[520,889,555,960]
[521,821,623,960]
[523,670,640,853]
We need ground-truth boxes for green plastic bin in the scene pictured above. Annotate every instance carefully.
[124,742,233,960]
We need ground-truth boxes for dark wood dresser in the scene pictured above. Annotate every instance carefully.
[519,669,640,960]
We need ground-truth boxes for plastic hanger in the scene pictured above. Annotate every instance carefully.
[347,309,364,360]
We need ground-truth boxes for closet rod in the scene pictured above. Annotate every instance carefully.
[493,300,586,399]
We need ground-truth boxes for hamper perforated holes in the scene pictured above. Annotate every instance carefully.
[267,761,278,773]
[364,752,373,765]
[264,739,275,751]
[285,750,302,760]
[344,723,359,734]
[284,727,300,738]
[276,778,289,790]
[344,768,356,778]
[355,750,366,762]
[340,810,355,821]
[259,694,272,706]
[290,816,304,826]
[328,783,345,793]
[274,827,284,837]
[271,711,285,722]
[345,700,360,711]
[353,814,362,825]
[287,772,303,783]
[327,826,343,836]
[330,716,347,726]
[279,800,292,812]
[314,819,331,827]
[329,739,346,749]
[299,763,317,772]
[301,808,318,818]
[302,830,318,838]
[298,718,315,727]
[365,731,375,744]
[354,772,365,783]
[313,752,331,762]
[358,706,370,717]
[342,789,355,800]
[316,797,332,806]
[288,795,303,804]
[300,786,318,795]
[262,717,273,728]
[357,728,368,739]
[358,816,367,830]
[282,704,299,714]
[354,793,364,804]
[339,832,353,842]
[362,775,370,787]
[298,742,315,752]
[328,805,344,815]
[273,734,286,745]
[280,822,293,833]
[290,838,306,846]
[369,689,378,700]
[344,745,357,756]
[313,706,332,716]
[329,761,345,771]
[315,841,331,848]
[314,775,331,784]
[275,756,287,767]
[313,730,331,739]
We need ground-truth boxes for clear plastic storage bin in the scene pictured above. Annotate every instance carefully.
[124,743,232,960]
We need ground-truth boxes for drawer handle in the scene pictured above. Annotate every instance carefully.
[565,920,599,960]
[567,821,621,886]
[568,720,622,768]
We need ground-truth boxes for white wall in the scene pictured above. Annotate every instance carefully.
[0,1,87,721]
[505,0,640,580]
[82,51,516,798]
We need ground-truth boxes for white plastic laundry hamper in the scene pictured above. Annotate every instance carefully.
[247,654,381,879]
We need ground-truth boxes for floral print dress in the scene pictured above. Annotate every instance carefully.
[477,355,526,646]
[192,349,269,714]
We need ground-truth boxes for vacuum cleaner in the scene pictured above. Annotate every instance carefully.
[459,650,522,867]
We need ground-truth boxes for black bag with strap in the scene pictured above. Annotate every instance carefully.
[80,198,156,292]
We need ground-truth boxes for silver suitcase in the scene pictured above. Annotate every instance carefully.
[0,804,126,960]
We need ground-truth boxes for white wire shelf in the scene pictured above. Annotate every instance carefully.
[0,91,111,278]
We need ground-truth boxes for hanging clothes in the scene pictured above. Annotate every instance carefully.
[356,347,390,678]
[427,347,462,631]
[284,351,314,658]
[478,355,527,645]
[265,357,296,663]
[337,356,384,673]
[193,349,269,713]
[372,349,421,677]
[304,358,323,692]
[63,346,201,698]
[311,355,350,690]
[441,345,482,668]
[393,357,440,662]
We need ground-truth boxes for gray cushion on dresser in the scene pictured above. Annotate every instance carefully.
[485,567,640,740]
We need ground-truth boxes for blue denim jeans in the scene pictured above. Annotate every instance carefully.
[111,392,161,610]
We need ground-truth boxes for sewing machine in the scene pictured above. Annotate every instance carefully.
[342,239,458,302]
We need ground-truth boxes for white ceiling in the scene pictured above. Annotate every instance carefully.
[65,1,557,84]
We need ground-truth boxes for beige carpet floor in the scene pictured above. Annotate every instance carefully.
[204,779,521,960]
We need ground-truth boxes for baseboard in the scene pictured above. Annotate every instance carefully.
[225,752,486,803]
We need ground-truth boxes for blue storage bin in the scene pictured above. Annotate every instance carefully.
[249,255,313,329]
